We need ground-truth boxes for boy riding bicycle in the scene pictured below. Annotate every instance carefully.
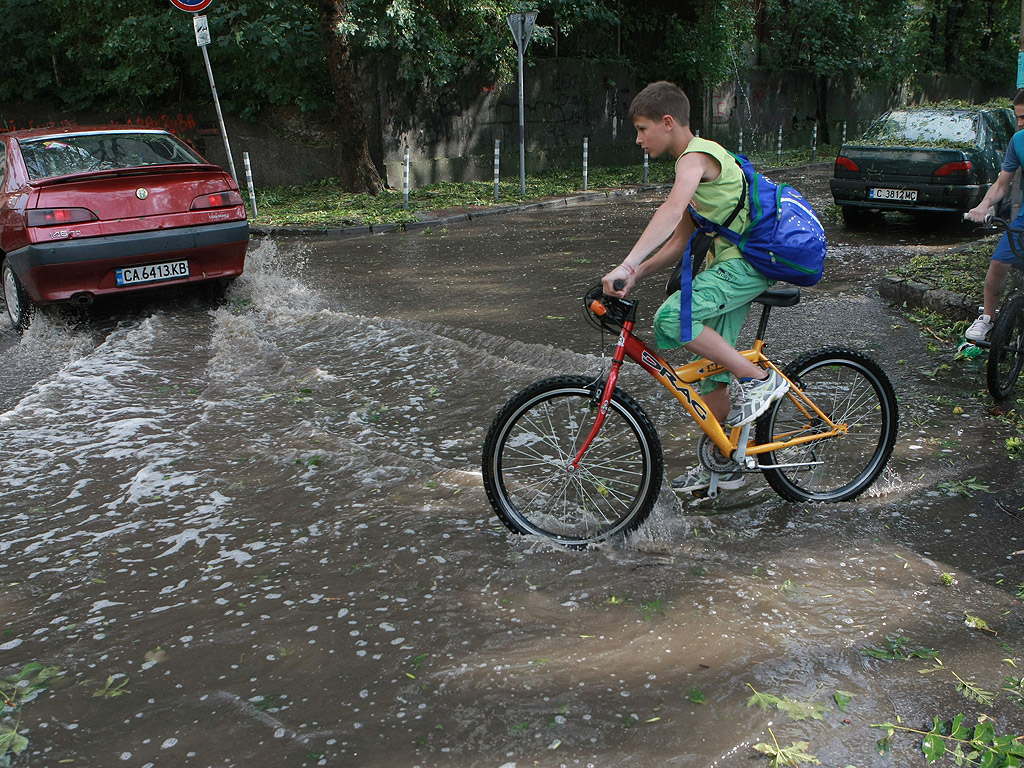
[964,89,1024,342]
[601,81,788,493]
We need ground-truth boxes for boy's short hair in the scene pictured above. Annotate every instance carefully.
[629,81,690,127]
[1014,89,1024,106]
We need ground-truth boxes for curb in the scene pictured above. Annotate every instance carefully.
[247,164,831,240]
[249,186,664,239]
[878,241,983,322]
[878,275,977,322]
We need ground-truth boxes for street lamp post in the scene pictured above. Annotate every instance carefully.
[507,11,538,196]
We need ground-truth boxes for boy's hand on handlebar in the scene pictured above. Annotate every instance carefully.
[602,264,635,297]
[965,206,993,224]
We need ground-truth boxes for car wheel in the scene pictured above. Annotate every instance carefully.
[2,259,34,330]
[841,205,873,228]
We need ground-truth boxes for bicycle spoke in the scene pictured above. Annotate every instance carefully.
[483,377,662,544]
[757,350,897,503]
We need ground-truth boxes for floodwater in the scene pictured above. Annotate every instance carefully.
[2,165,1024,767]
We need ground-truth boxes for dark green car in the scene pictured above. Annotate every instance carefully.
[830,106,1015,225]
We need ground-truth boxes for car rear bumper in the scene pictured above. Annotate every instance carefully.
[830,178,985,213]
[6,220,249,304]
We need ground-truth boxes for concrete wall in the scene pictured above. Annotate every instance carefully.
[375,58,639,186]
[1,69,1015,190]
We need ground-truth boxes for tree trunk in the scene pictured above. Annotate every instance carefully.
[815,73,830,145]
[318,0,384,194]
[943,0,969,74]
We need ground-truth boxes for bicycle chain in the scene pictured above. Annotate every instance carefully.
[697,434,742,473]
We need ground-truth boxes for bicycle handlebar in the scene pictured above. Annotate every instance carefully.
[964,212,1024,260]
[613,279,625,292]
[964,211,997,226]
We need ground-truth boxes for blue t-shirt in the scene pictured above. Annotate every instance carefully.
[1002,131,1024,173]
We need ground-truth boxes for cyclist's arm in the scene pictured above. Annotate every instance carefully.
[603,152,712,296]
[967,169,1014,222]
[635,211,695,280]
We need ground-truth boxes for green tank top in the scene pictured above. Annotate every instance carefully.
[676,137,747,265]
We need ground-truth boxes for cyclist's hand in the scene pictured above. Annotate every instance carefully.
[602,265,635,297]
[965,205,993,224]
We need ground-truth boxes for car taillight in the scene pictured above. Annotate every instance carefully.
[835,156,859,172]
[26,208,98,227]
[191,190,244,210]
[934,161,972,176]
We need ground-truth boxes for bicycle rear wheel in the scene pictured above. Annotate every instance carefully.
[482,375,664,547]
[987,294,1024,401]
[755,348,898,503]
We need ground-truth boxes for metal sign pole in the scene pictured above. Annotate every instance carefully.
[194,14,237,183]
[516,33,526,195]
[507,12,537,197]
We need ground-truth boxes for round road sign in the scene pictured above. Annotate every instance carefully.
[169,0,213,11]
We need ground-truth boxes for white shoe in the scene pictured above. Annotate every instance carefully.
[965,314,993,343]
[671,464,744,492]
[725,370,790,428]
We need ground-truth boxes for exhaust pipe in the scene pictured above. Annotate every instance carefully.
[69,292,94,307]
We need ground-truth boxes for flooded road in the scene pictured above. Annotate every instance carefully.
[2,165,1024,767]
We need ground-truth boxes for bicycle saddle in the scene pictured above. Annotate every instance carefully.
[753,286,800,307]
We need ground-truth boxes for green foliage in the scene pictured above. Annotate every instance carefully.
[746,684,831,722]
[5,0,1010,130]
[912,0,1021,82]
[871,714,1024,766]
[0,663,63,765]
[1004,677,1024,708]
[940,477,991,497]
[215,1,333,118]
[760,0,916,83]
[648,1,755,91]
[890,243,992,299]
[0,720,29,764]
[753,732,821,766]
[342,0,517,89]
[0,663,61,713]
[250,147,834,228]
[92,675,130,699]
[859,635,939,660]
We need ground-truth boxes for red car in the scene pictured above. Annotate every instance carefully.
[0,126,248,328]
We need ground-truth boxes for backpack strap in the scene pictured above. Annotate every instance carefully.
[672,165,750,342]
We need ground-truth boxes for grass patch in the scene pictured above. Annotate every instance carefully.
[887,241,994,298]
[249,147,837,229]
[889,240,994,341]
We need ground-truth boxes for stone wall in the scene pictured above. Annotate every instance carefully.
[1,68,1014,190]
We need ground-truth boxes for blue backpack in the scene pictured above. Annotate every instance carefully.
[692,153,826,286]
[671,153,826,342]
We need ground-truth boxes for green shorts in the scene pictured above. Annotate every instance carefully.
[654,257,771,391]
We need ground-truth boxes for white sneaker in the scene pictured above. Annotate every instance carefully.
[671,464,744,492]
[965,314,994,343]
[725,370,790,428]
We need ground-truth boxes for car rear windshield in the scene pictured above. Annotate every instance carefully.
[862,110,980,148]
[18,131,206,181]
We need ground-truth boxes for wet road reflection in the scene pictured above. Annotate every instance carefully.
[1,165,1023,767]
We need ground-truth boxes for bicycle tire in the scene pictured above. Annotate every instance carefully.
[482,375,664,547]
[755,348,898,503]
[987,293,1024,401]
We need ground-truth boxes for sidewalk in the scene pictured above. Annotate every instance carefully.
[249,160,834,239]
[248,185,668,239]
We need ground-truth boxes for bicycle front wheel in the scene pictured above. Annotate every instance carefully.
[482,375,664,547]
[987,294,1024,401]
[755,348,898,503]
